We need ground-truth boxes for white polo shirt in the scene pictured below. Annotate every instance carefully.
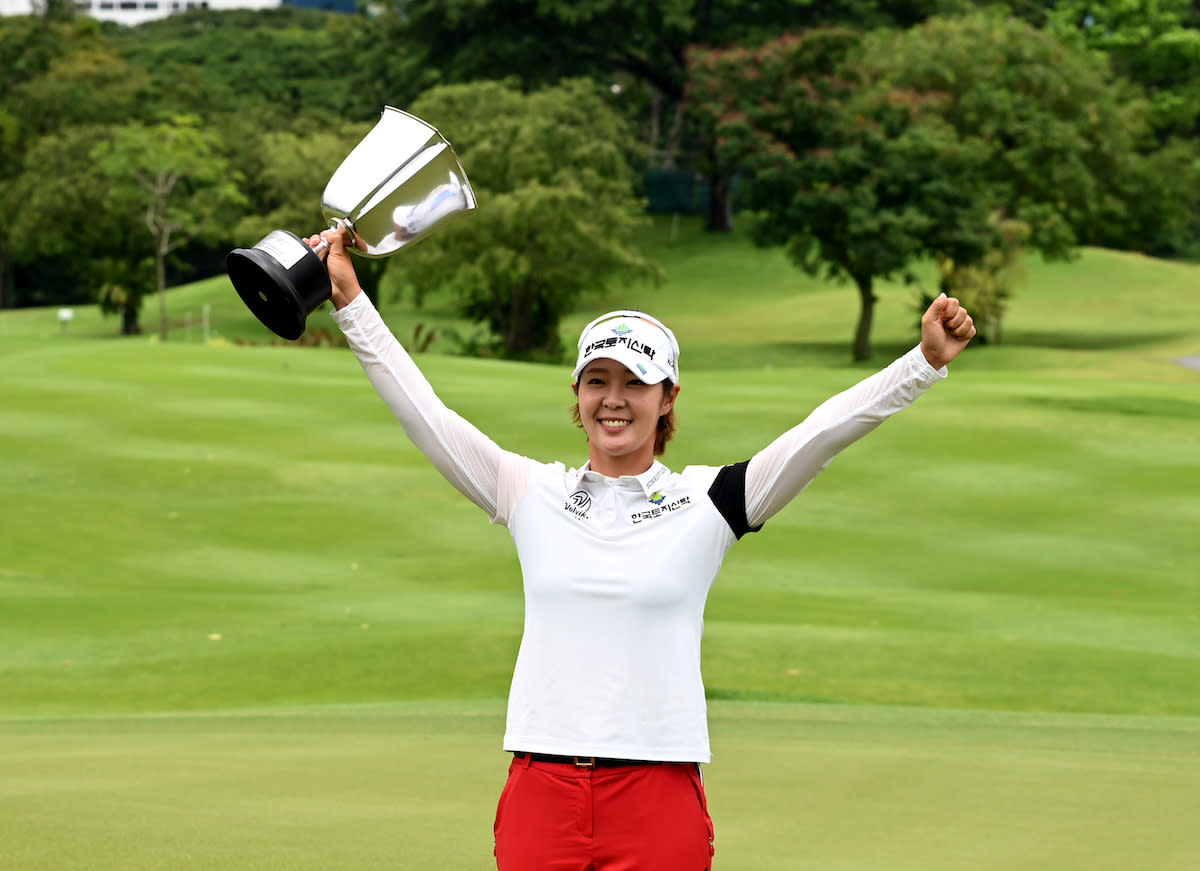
[331,295,946,762]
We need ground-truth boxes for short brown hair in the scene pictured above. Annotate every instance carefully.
[570,381,677,456]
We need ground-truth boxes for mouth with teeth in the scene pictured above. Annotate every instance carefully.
[599,418,632,429]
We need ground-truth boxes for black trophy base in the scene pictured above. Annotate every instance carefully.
[227,230,333,341]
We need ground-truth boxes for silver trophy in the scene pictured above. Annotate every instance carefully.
[228,107,477,340]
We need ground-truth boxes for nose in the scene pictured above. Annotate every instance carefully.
[602,384,626,408]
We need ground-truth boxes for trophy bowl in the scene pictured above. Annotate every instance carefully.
[227,107,477,340]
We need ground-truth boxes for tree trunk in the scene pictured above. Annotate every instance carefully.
[705,160,733,233]
[647,88,663,167]
[852,274,876,362]
[156,246,168,341]
[122,300,140,335]
[506,285,534,356]
[0,246,11,310]
[664,99,685,170]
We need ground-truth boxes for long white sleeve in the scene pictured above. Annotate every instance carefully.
[745,345,946,528]
[330,294,519,519]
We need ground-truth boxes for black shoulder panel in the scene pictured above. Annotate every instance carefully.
[707,460,763,540]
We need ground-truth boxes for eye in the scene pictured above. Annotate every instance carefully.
[586,377,605,385]
[627,379,647,387]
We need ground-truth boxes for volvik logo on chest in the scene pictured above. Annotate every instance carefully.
[564,490,591,519]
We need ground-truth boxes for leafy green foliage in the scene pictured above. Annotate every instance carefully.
[111,8,361,122]
[858,11,1162,257]
[232,123,373,245]
[3,2,1199,349]
[1039,0,1200,256]
[394,79,661,359]
[382,0,972,99]
[91,115,247,338]
[8,123,154,326]
[1044,0,1200,137]
[0,16,146,308]
[691,12,1174,360]
[690,28,999,360]
[375,0,970,232]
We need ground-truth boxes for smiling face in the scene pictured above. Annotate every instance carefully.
[573,359,680,478]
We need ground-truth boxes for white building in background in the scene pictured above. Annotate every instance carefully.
[0,0,283,27]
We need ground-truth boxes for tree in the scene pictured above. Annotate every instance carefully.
[692,13,1163,360]
[395,78,661,359]
[367,0,971,234]
[31,0,78,20]
[232,124,372,243]
[230,118,390,306]
[1041,0,1200,139]
[0,17,148,310]
[1,12,370,315]
[113,8,357,123]
[690,29,998,361]
[1038,0,1200,256]
[8,124,144,329]
[859,11,1163,258]
[92,116,246,339]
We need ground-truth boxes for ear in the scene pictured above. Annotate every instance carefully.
[571,381,580,398]
[660,383,680,414]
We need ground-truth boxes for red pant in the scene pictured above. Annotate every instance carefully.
[493,755,715,870]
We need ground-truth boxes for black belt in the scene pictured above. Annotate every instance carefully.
[513,751,661,769]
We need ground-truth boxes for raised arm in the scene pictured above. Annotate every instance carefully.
[744,295,975,529]
[309,230,512,519]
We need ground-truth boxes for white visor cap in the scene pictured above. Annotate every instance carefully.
[571,310,680,386]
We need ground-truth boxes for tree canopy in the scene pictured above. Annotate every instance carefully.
[92,116,246,338]
[394,78,661,359]
[691,11,1178,360]
[1,2,1198,354]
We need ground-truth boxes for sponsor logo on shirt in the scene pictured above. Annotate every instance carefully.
[649,490,666,505]
[631,494,690,524]
[564,490,591,519]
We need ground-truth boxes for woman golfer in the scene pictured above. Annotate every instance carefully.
[309,230,975,870]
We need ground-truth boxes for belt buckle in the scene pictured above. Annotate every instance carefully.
[573,757,596,769]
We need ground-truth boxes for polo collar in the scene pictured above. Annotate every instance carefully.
[568,460,671,497]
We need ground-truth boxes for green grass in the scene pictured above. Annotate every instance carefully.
[1,216,1198,869]
[1,702,1196,871]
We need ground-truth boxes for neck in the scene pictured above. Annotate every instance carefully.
[587,450,656,479]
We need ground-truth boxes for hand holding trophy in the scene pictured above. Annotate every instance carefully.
[227,107,476,340]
